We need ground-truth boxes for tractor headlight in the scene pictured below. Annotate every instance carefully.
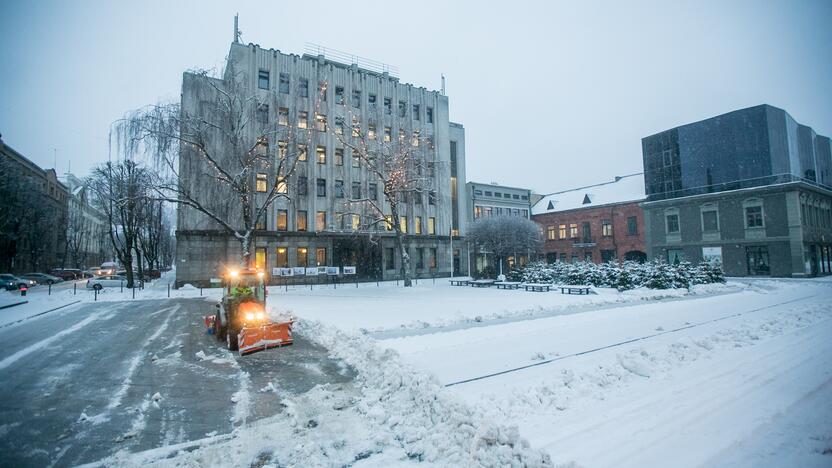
[255,311,265,320]
[245,312,254,321]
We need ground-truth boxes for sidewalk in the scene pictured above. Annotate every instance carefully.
[0,290,80,328]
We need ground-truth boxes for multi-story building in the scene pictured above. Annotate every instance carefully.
[176,40,467,285]
[466,182,531,222]
[532,173,647,264]
[0,135,69,273]
[61,173,109,269]
[641,104,832,276]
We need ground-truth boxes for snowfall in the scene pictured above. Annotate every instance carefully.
[3,274,831,467]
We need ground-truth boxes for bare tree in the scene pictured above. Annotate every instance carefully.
[326,100,439,287]
[137,200,164,271]
[466,216,543,277]
[88,159,152,288]
[111,63,307,267]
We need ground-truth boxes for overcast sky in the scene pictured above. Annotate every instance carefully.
[1,0,830,194]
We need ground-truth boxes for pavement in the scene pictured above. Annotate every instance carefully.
[0,297,354,467]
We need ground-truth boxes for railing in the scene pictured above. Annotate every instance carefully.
[304,43,399,77]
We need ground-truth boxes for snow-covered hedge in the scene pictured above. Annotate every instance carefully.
[506,260,725,290]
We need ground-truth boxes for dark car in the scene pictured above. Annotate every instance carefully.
[50,269,82,280]
[20,273,63,285]
[0,274,35,290]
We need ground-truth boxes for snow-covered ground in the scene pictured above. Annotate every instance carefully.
[86,276,832,467]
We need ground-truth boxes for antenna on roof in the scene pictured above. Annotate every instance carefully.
[233,14,241,43]
[441,74,446,95]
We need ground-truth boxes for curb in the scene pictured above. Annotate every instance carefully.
[0,300,28,310]
[0,300,83,329]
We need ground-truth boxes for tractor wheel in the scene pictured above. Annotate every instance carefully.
[93,284,103,291]
[226,329,239,351]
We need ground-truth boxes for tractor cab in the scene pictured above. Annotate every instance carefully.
[225,269,266,304]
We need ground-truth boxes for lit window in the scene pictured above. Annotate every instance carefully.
[384,127,392,142]
[298,144,307,161]
[334,117,344,135]
[297,247,308,267]
[277,209,288,231]
[368,123,376,140]
[415,216,422,234]
[351,214,360,230]
[411,131,420,147]
[298,111,308,129]
[547,225,555,240]
[316,146,326,164]
[602,220,613,237]
[316,211,326,231]
[277,140,287,159]
[569,223,578,238]
[256,173,267,192]
[297,210,307,231]
[399,216,408,233]
[278,107,289,126]
[316,247,326,265]
[559,224,566,239]
[315,114,327,131]
[352,116,361,137]
[428,217,436,235]
[276,178,288,194]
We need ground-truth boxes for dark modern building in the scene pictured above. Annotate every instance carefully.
[641,105,832,277]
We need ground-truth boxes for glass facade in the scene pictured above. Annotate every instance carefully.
[643,105,832,201]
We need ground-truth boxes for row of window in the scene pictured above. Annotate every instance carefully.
[255,246,326,270]
[257,71,435,122]
[472,189,529,201]
[544,250,619,264]
[545,217,639,241]
[384,247,437,270]
[256,209,439,235]
[800,199,832,229]
[255,174,437,204]
[664,202,764,236]
[473,206,529,218]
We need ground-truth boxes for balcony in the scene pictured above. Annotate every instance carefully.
[572,237,596,248]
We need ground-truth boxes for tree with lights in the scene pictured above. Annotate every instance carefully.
[466,215,542,278]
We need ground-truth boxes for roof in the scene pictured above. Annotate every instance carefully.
[531,173,646,215]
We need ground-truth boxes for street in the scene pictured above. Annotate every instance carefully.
[0,298,354,467]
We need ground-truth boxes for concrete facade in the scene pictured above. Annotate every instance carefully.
[641,105,832,276]
[61,173,109,269]
[176,42,467,286]
[466,182,531,223]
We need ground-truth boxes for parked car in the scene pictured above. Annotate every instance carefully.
[116,270,152,281]
[86,275,127,290]
[50,269,82,280]
[99,262,118,276]
[20,273,63,285]
[145,269,162,279]
[0,274,35,290]
[85,267,102,277]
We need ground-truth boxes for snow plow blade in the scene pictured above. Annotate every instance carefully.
[238,320,294,356]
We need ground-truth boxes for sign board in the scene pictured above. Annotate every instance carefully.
[305,267,319,276]
[280,268,294,277]
[293,267,306,276]
[209,277,222,284]
[702,247,723,266]
[326,266,340,276]
[343,266,356,275]
[317,266,327,275]
[272,268,282,276]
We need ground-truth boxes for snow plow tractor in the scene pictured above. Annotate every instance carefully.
[209,269,294,356]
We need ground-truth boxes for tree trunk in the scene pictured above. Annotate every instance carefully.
[395,230,412,287]
[239,232,252,268]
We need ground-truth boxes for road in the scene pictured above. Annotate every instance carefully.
[0,298,354,467]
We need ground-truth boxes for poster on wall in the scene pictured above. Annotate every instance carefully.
[293,267,306,276]
[343,266,356,275]
[326,266,340,276]
[317,266,327,275]
[272,268,282,276]
[280,268,294,277]
[305,267,318,276]
[702,246,723,266]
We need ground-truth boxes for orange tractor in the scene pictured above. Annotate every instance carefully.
[208,269,294,355]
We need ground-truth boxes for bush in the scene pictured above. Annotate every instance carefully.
[512,259,725,290]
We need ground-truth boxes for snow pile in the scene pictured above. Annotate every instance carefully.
[507,260,725,290]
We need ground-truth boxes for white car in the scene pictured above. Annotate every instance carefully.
[86,275,127,290]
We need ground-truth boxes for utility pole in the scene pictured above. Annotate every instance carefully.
[234,14,241,43]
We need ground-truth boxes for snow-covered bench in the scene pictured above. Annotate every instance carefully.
[559,285,592,295]
[449,278,471,286]
[469,279,496,288]
[525,283,552,292]
[494,281,522,290]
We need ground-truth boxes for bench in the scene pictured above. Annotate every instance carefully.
[469,279,496,288]
[449,279,470,286]
[525,283,551,292]
[560,285,592,295]
[494,281,522,290]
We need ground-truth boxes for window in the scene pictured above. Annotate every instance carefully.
[278,73,289,93]
[278,140,287,160]
[352,150,360,168]
[319,81,327,101]
[398,129,406,141]
[426,107,433,123]
[255,248,267,270]
[297,176,308,196]
[258,70,270,90]
[297,248,308,267]
[276,178,288,194]
[315,113,327,131]
[278,107,289,126]
[369,183,378,200]
[383,126,392,142]
[335,86,345,104]
[298,78,308,97]
[352,117,361,137]
[569,223,578,238]
[474,190,483,196]
[584,252,593,262]
[256,173,267,192]
[485,191,493,196]
[277,209,288,231]
[316,247,327,266]
[601,220,613,237]
[412,104,420,120]
[298,144,307,161]
[368,94,377,109]
[368,123,376,140]
[351,90,361,108]
[383,97,392,114]
[522,209,528,218]
[547,225,556,240]
[255,213,266,230]
[398,100,407,117]
[335,148,344,166]
[414,192,422,205]
[416,248,425,269]
[351,214,360,230]
[582,222,592,241]
[334,117,344,135]
[415,216,422,234]
[276,247,288,268]
[399,216,408,233]
[627,216,638,235]
[316,146,326,164]
[316,178,326,197]
[411,131,420,147]
[702,209,719,232]
[559,224,567,239]
[666,214,680,233]
[315,211,326,231]
[351,182,361,199]
[256,104,268,124]
[667,249,685,264]
[745,205,764,228]
[335,179,344,198]
[428,191,436,205]
[601,250,616,263]
[385,247,395,270]
[429,248,437,269]
[385,215,393,231]
[297,210,307,231]
[297,111,308,129]
[746,246,770,275]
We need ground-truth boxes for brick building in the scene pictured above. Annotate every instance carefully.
[532,173,647,264]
